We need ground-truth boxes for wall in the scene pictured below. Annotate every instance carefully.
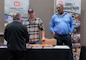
[29,0,54,38]
[79,0,86,59]
[0,0,4,45]
[81,0,86,46]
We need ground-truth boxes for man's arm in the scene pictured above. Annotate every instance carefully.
[41,30,45,41]
[4,27,8,41]
[49,16,55,35]
[24,27,29,43]
[38,18,46,40]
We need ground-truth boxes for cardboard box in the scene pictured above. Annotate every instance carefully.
[42,38,57,45]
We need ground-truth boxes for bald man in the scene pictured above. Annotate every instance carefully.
[49,4,74,60]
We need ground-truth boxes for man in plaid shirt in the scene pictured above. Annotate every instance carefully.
[23,8,45,44]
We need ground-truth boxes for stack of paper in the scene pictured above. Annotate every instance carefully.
[53,45,70,49]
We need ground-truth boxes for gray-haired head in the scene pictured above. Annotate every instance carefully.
[13,12,21,20]
[56,4,64,8]
[56,4,64,15]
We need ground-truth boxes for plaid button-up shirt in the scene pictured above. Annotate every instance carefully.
[23,18,45,43]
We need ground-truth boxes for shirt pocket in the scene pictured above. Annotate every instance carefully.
[54,18,62,24]
[63,17,70,23]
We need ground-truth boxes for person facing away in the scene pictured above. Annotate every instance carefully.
[49,4,74,60]
[23,8,45,44]
[4,12,29,60]
[73,15,80,34]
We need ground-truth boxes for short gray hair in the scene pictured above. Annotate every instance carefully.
[13,12,21,20]
[56,4,64,8]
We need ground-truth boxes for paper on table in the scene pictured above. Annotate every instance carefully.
[0,46,7,48]
[53,45,70,49]
[32,46,43,49]
[43,46,53,49]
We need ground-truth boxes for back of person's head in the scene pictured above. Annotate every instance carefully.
[13,12,20,20]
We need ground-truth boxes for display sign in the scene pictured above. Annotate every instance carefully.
[4,0,29,23]
[56,0,81,14]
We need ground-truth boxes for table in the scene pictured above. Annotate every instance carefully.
[0,46,72,60]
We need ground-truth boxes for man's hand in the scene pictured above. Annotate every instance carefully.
[52,32,55,35]
[26,43,29,46]
[42,37,46,42]
[69,32,73,35]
